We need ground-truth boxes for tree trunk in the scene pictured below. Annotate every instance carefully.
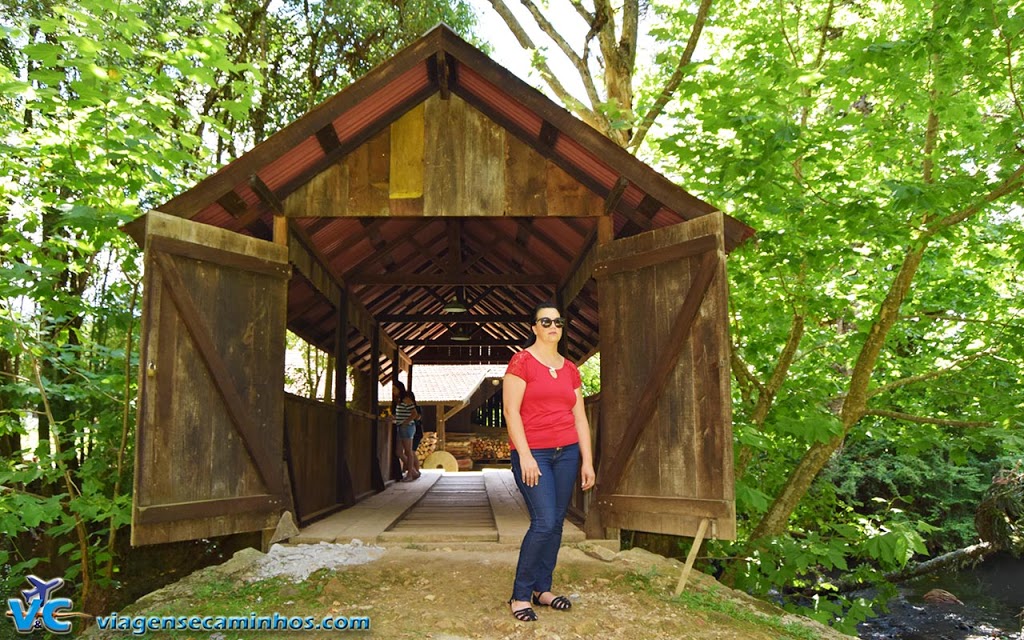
[834,542,994,593]
[750,241,929,541]
[0,346,19,458]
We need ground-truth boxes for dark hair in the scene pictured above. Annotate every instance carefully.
[393,379,406,394]
[522,300,561,348]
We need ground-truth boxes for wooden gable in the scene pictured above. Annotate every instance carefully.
[282,94,602,219]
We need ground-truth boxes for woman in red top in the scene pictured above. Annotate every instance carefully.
[503,301,595,622]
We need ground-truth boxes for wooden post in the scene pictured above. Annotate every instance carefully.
[335,288,355,506]
[273,215,288,246]
[438,404,447,451]
[597,214,615,246]
[370,326,385,490]
[594,212,616,541]
[674,518,710,596]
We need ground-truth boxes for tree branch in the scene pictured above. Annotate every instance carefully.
[487,0,601,127]
[730,348,766,402]
[868,349,995,398]
[990,5,1024,123]
[514,0,603,109]
[922,162,1024,237]
[629,0,713,151]
[812,0,836,68]
[863,409,991,428]
[567,0,594,23]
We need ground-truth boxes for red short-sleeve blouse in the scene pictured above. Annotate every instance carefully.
[504,350,581,450]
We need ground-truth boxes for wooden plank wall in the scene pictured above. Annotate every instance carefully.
[283,94,602,218]
[596,214,735,540]
[347,412,376,501]
[284,394,339,522]
[568,393,600,524]
[132,213,290,545]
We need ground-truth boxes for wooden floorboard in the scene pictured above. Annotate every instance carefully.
[294,470,587,545]
[382,474,497,541]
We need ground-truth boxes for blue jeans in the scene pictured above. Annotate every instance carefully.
[510,443,580,602]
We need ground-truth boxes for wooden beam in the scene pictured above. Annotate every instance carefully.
[349,272,557,286]
[249,174,285,214]
[217,191,248,218]
[286,221,410,366]
[637,194,662,218]
[397,337,521,346]
[598,215,615,245]
[322,219,387,264]
[315,124,341,155]
[557,227,597,308]
[604,177,629,214]
[447,220,463,274]
[511,219,532,271]
[273,215,288,246]
[335,288,356,506]
[539,120,559,149]
[379,313,528,323]
[593,234,716,279]
[428,50,453,100]
[369,326,385,490]
[342,221,438,279]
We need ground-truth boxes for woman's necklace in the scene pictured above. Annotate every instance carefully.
[532,350,561,379]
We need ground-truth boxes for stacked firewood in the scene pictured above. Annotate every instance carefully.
[469,437,510,460]
[415,432,438,464]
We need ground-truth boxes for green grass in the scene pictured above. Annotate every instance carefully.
[622,569,823,640]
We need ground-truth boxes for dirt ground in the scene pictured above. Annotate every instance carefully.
[85,542,855,640]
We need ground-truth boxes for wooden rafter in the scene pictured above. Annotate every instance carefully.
[342,221,439,279]
[378,313,527,323]
[348,272,556,286]
[447,220,463,274]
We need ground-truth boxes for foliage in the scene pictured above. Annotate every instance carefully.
[579,352,600,397]
[0,0,480,613]
[637,0,1024,628]
[0,0,255,606]
[974,461,1024,555]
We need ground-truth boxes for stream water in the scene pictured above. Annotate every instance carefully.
[857,552,1024,639]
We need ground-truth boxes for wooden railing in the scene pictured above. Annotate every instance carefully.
[283,395,391,524]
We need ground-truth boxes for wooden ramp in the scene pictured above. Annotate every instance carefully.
[380,474,496,542]
[291,469,585,546]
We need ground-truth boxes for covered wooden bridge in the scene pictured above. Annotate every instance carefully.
[126,25,753,548]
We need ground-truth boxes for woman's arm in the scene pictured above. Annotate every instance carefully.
[571,388,596,490]
[503,373,541,487]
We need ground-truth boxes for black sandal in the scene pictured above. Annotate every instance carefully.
[532,592,572,610]
[508,598,537,621]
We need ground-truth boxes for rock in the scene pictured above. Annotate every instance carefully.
[923,588,964,605]
[269,510,300,544]
[576,541,618,562]
[212,547,266,579]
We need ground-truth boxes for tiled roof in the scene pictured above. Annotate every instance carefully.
[396,364,507,404]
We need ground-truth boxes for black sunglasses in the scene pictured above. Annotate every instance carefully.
[536,317,565,328]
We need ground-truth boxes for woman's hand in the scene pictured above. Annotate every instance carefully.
[580,462,595,491]
[519,453,542,487]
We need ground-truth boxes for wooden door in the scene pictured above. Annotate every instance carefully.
[594,212,735,540]
[131,212,292,545]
